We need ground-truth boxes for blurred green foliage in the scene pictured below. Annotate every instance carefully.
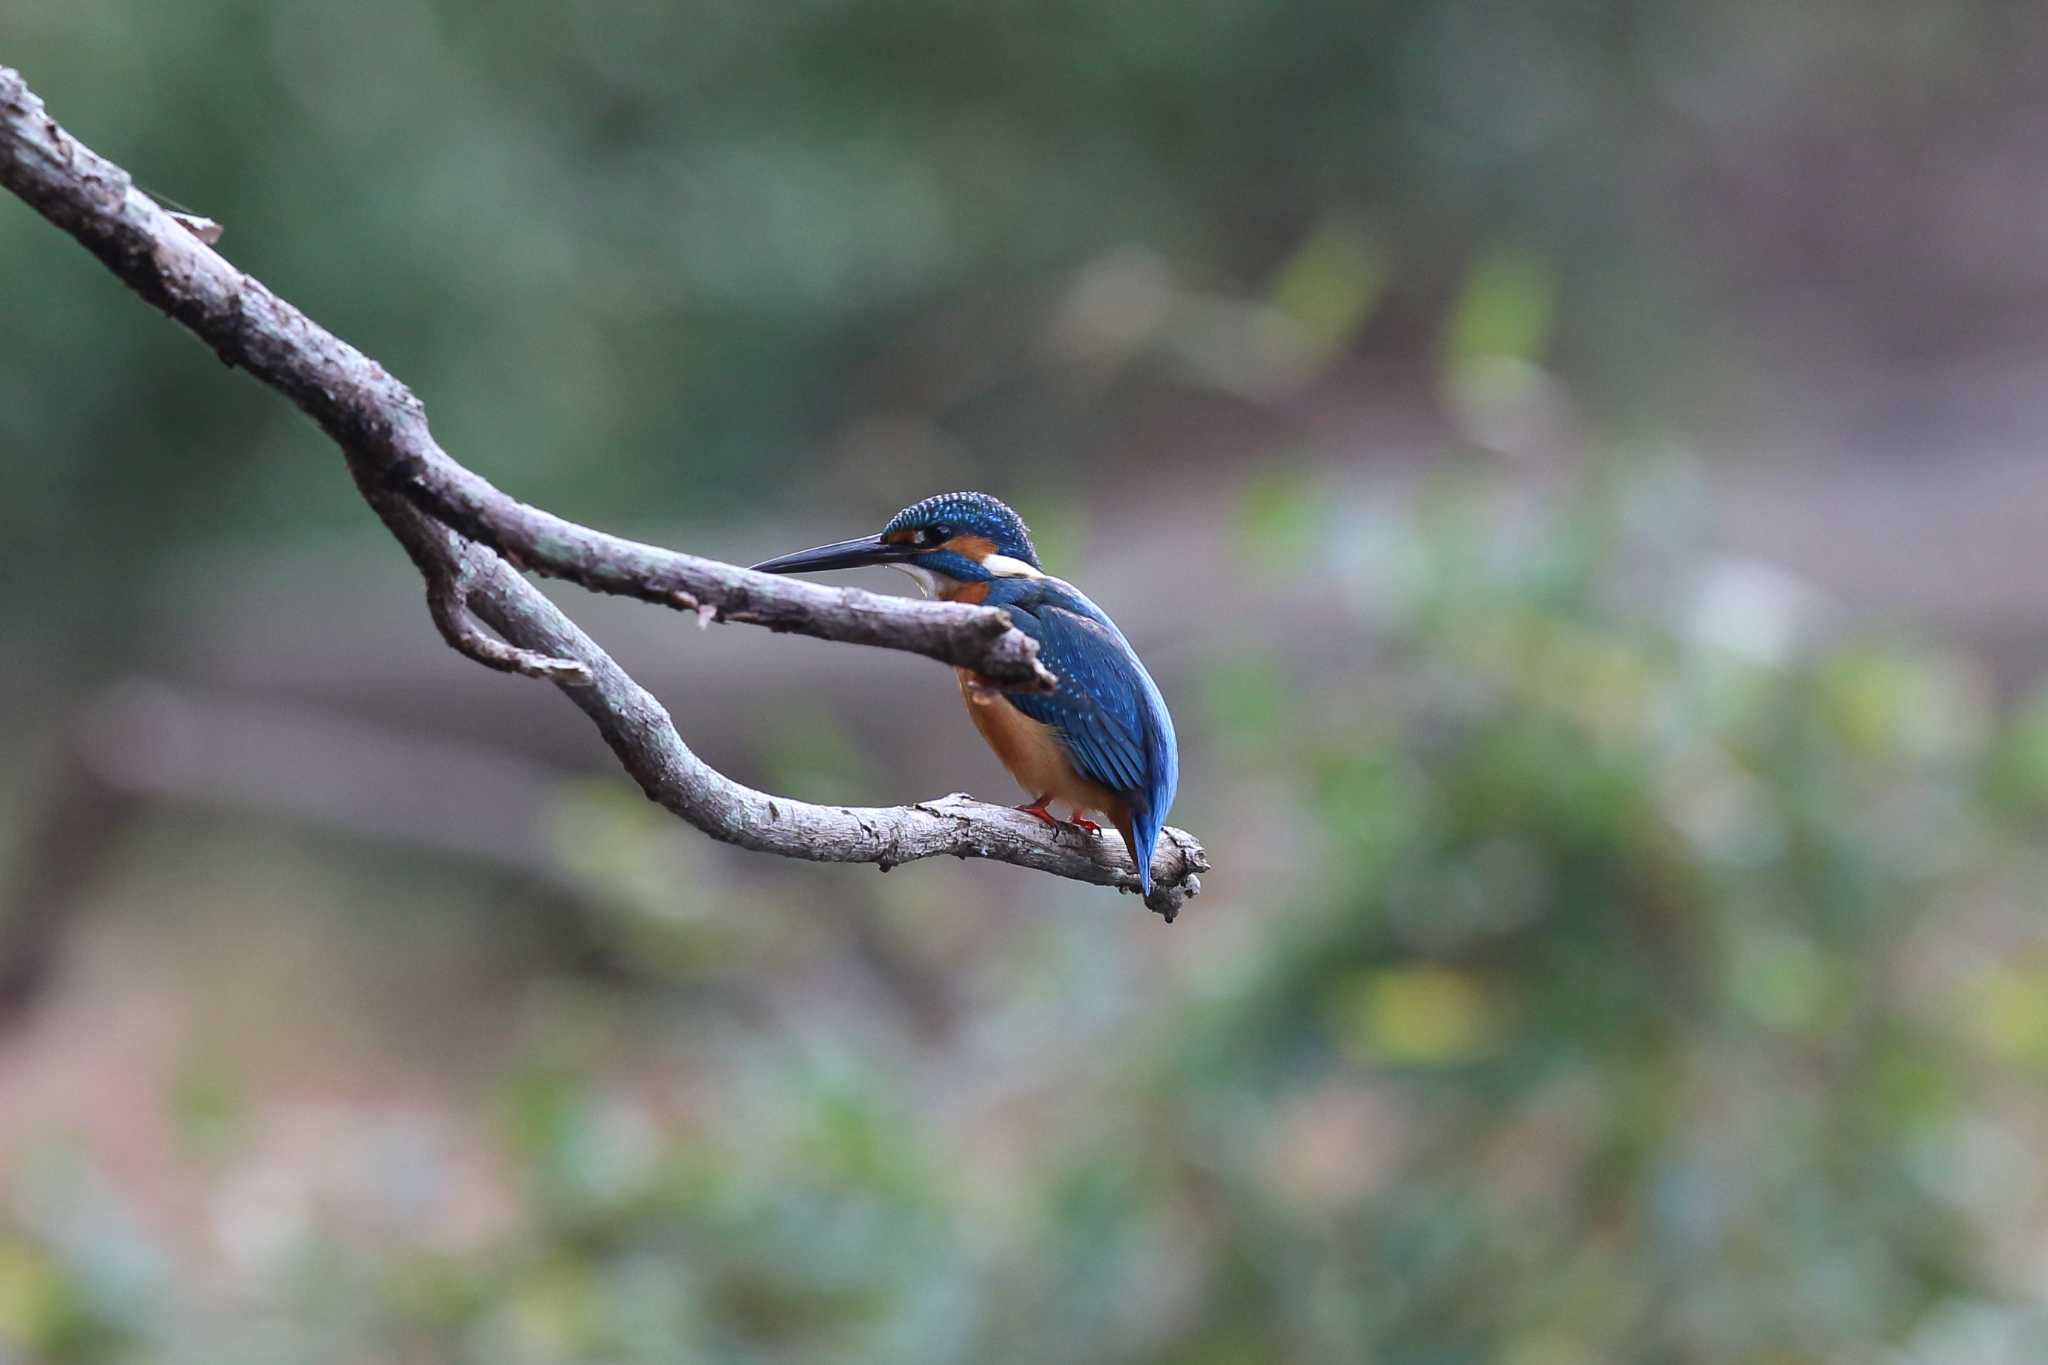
[5,469,2046,1362]
[6,1,2047,1361]
[16,0,1989,642]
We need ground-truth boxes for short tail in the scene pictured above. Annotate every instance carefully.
[1118,805,1165,896]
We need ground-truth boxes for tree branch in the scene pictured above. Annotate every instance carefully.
[0,65,1207,919]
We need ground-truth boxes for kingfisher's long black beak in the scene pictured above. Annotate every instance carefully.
[749,534,914,575]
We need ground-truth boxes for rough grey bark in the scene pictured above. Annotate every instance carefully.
[0,65,1207,919]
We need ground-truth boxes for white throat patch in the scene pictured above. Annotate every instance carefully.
[983,554,1044,578]
[892,562,942,597]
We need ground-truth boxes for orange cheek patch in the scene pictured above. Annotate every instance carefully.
[941,534,998,561]
[883,529,917,545]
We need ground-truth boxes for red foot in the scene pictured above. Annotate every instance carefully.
[1016,797,1060,828]
[1015,797,1102,836]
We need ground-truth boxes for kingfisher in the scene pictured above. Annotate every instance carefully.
[750,492,1179,894]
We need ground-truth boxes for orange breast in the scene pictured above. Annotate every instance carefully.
[956,671,1126,821]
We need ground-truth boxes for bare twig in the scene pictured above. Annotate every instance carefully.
[0,66,1207,919]
[405,513,590,682]
[426,561,590,683]
[164,210,222,245]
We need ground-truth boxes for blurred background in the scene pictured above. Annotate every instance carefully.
[5,1,2048,1360]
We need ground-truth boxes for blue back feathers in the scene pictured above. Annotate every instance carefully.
[986,576,1179,896]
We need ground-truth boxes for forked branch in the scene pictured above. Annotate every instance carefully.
[0,65,1206,918]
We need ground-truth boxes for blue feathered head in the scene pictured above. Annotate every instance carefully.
[882,492,1039,568]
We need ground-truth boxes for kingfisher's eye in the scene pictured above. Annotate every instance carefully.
[923,524,953,545]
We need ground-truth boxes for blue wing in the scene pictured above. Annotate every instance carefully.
[988,576,1178,891]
